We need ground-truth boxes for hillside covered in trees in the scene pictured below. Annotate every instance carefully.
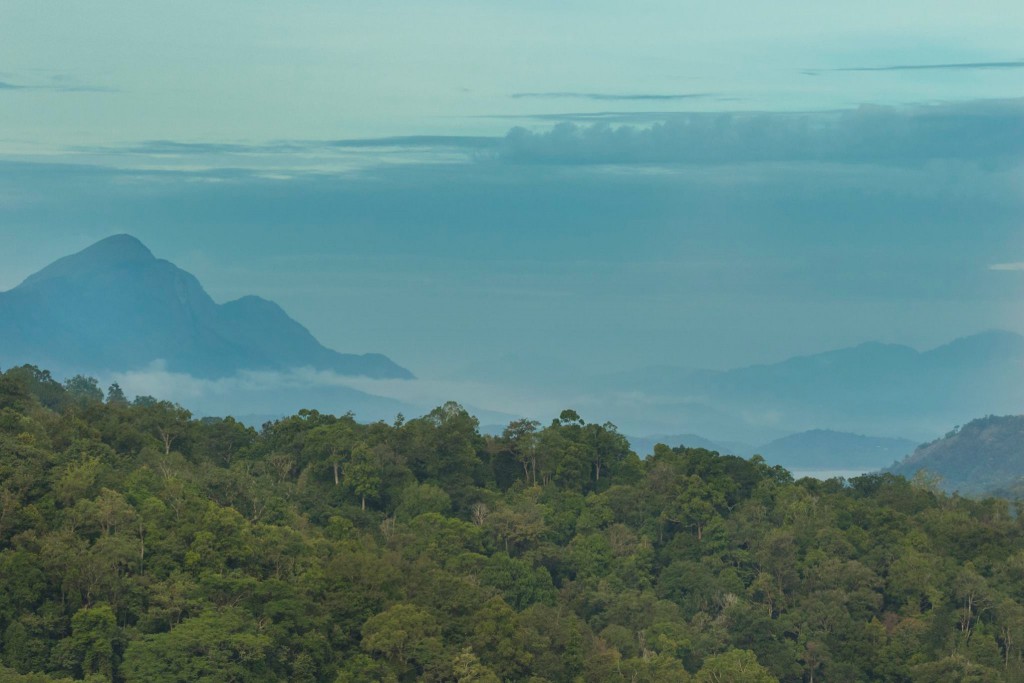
[3,364,1024,682]
[889,415,1024,495]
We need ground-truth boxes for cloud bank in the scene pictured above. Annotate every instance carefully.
[56,99,1024,175]
[497,99,1024,166]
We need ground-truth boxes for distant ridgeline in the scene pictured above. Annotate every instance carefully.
[0,234,412,380]
[4,365,1024,682]
[597,328,1024,446]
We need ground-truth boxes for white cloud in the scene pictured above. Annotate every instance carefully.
[989,262,1024,271]
[105,362,546,425]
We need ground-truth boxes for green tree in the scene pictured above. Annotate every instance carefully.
[64,375,104,406]
[663,475,726,542]
[304,418,356,486]
[450,648,501,683]
[346,442,382,510]
[469,597,532,679]
[501,418,540,485]
[133,398,191,455]
[105,383,128,405]
[121,608,272,683]
[395,481,451,520]
[361,603,444,678]
[695,648,778,683]
[54,603,120,680]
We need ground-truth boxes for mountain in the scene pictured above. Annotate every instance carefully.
[756,429,916,472]
[0,235,413,380]
[888,414,1024,494]
[594,331,1024,442]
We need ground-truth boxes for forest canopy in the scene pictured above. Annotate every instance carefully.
[1,364,1022,682]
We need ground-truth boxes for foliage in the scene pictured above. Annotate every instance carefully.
[2,364,1024,681]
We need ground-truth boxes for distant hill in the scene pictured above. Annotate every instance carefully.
[0,235,413,380]
[595,332,1024,442]
[757,429,916,472]
[888,415,1024,493]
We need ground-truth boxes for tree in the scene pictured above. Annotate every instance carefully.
[450,648,501,683]
[346,443,382,510]
[64,375,104,406]
[403,402,484,506]
[361,603,443,677]
[395,482,451,519]
[468,597,532,679]
[501,418,540,485]
[56,603,120,680]
[585,421,630,485]
[121,608,272,682]
[106,383,128,405]
[133,399,191,455]
[695,648,778,683]
[955,563,993,645]
[663,475,726,542]
[485,493,548,555]
[305,418,356,486]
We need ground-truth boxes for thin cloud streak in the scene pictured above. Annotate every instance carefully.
[809,59,1024,74]
[511,92,712,102]
[83,136,499,156]
[0,79,117,93]
[990,262,1024,271]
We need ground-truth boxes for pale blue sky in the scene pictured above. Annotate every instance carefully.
[1,1,1022,146]
[1,1,1022,384]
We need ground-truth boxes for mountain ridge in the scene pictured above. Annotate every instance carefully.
[594,329,1024,442]
[0,235,414,381]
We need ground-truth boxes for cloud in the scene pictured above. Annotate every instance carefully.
[105,363,539,426]
[58,98,1023,174]
[108,136,498,156]
[826,59,1024,73]
[478,110,710,123]
[0,78,116,93]
[108,363,413,423]
[511,92,712,102]
[496,99,1024,167]
[327,135,500,150]
[63,136,498,175]
[990,262,1024,271]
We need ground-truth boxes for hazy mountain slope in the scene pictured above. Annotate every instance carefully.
[757,429,916,471]
[888,415,1024,493]
[0,235,413,380]
[598,332,1024,441]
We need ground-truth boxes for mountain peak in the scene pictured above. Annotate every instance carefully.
[19,234,155,289]
[1,235,414,381]
[87,233,154,259]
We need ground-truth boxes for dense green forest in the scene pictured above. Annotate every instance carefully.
[2,365,1024,682]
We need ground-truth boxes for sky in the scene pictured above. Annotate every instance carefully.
[1,0,1023,388]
